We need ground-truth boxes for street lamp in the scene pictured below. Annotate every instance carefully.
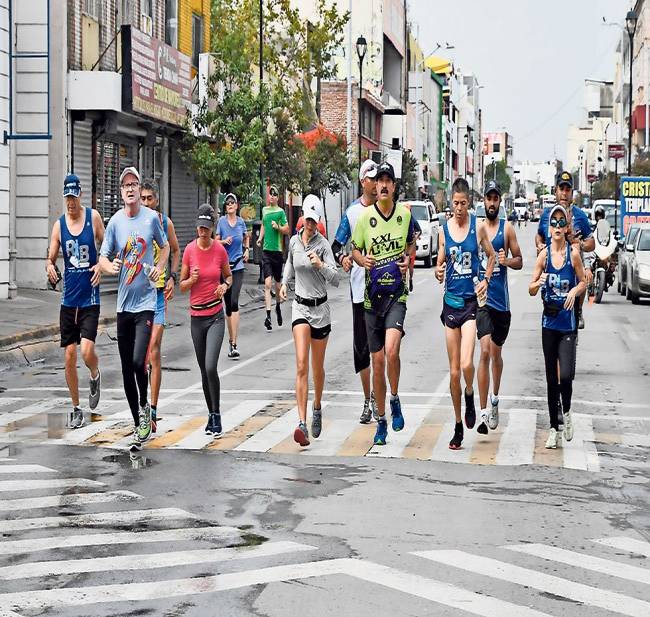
[491,156,496,182]
[463,131,469,179]
[626,10,638,175]
[356,35,367,174]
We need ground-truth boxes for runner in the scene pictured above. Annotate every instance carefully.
[331,159,379,424]
[257,184,289,331]
[351,162,415,446]
[46,173,104,428]
[141,179,180,432]
[475,180,522,434]
[529,205,586,448]
[535,171,594,329]
[216,193,250,359]
[98,167,169,451]
[180,204,232,438]
[436,177,496,450]
[280,200,338,446]
[296,194,327,236]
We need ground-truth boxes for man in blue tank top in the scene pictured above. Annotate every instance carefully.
[436,177,496,450]
[46,174,105,429]
[475,180,522,434]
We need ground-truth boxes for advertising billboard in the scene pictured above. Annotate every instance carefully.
[620,176,650,236]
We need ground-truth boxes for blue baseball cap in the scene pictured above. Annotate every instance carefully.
[63,174,81,197]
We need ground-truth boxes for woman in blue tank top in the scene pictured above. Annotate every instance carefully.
[529,205,586,450]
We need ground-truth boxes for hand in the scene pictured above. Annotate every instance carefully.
[271,221,279,230]
[148,265,162,282]
[564,288,577,310]
[435,262,445,283]
[190,266,200,285]
[224,236,233,245]
[46,262,59,285]
[396,255,409,277]
[498,248,507,266]
[341,255,353,272]
[214,283,228,300]
[538,272,548,286]
[164,277,175,301]
[475,279,488,299]
[256,238,261,248]
[243,248,250,263]
[279,284,288,301]
[90,264,101,287]
[111,258,122,274]
[362,255,376,271]
[585,268,593,285]
[308,250,322,269]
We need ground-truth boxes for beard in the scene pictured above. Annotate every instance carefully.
[485,208,499,221]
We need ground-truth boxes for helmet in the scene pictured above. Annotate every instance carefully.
[594,205,606,219]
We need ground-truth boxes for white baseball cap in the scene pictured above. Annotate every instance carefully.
[303,207,321,223]
[302,194,324,218]
[359,159,378,181]
[119,167,141,185]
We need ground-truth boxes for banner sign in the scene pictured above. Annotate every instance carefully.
[608,144,625,160]
[122,26,192,127]
[620,176,650,236]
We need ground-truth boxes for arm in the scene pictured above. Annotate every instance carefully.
[92,209,105,247]
[257,220,265,247]
[503,222,523,270]
[528,249,547,296]
[164,220,181,300]
[312,241,339,287]
[215,261,233,300]
[565,245,587,309]
[98,220,120,275]
[435,227,446,283]
[45,220,61,284]
[477,223,496,296]
[179,262,194,293]
[281,241,295,286]
[331,213,352,270]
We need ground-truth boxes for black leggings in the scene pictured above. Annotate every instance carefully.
[542,328,577,429]
[190,311,225,414]
[117,311,154,425]
[224,269,244,316]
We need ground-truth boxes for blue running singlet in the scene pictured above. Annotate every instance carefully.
[479,219,509,311]
[444,214,481,299]
[542,244,577,332]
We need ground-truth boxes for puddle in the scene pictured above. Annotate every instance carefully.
[102,453,157,470]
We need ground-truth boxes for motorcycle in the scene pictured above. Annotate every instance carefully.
[587,219,618,304]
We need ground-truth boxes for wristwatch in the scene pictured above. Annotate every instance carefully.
[170,272,178,283]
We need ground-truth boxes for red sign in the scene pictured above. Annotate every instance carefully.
[608,144,625,160]
[587,174,597,183]
[122,26,192,127]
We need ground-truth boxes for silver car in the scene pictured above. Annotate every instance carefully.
[400,201,439,268]
[617,224,640,296]
[626,224,650,303]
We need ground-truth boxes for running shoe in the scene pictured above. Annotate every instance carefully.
[276,303,283,327]
[464,389,476,429]
[204,414,215,435]
[230,343,240,359]
[563,411,574,442]
[294,422,310,446]
[311,405,322,439]
[88,369,101,410]
[264,316,272,331]
[488,394,499,430]
[136,404,152,443]
[477,411,488,435]
[578,311,585,330]
[212,413,223,439]
[390,395,404,431]
[228,341,235,358]
[150,406,157,434]
[359,399,372,424]
[70,407,85,429]
[449,421,464,450]
[374,417,388,445]
[545,428,559,449]
[129,432,143,452]
[370,392,379,421]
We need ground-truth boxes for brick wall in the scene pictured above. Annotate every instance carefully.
[321,80,357,148]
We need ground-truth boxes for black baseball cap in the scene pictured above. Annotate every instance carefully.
[196,204,215,228]
[484,180,502,196]
[376,162,396,182]
[556,171,573,188]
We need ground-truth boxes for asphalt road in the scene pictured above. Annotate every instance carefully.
[0,225,648,617]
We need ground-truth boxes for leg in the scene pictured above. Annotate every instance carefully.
[310,334,329,410]
[148,325,164,408]
[116,313,139,425]
[385,329,402,396]
[191,316,212,413]
[203,313,226,412]
[132,312,154,408]
[490,342,504,396]
[264,276,273,311]
[444,326,462,422]
[352,302,371,399]
[477,335,491,411]
[558,333,577,413]
[459,319,477,393]
[79,338,98,378]
[293,323,311,424]
[64,344,80,408]
[542,328,561,429]
[371,349,387,416]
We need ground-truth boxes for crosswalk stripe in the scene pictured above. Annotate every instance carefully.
[505,543,650,585]
[270,403,332,455]
[207,414,277,450]
[533,427,564,466]
[0,398,22,408]
[0,478,104,493]
[564,415,600,472]
[0,526,242,556]
[236,407,299,453]
[139,416,192,448]
[146,416,204,448]
[495,410,536,466]
[0,464,56,474]
[402,421,443,460]
[429,421,479,463]
[0,540,316,580]
[592,536,650,557]
[0,490,142,513]
[0,400,68,428]
[47,413,132,445]
[302,406,362,457]
[369,407,431,458]
[414,549,650,617]
[336,422,374,456]
[0,507,196,533]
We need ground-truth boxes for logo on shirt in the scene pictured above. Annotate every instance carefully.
[449,246,472,275]
[65,239,90,269]
[123,233,148,284]
[397,215,403,225]
[369,217,377,228]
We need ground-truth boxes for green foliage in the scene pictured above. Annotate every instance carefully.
[591,172,617,200]
[534,183,549,199]
[632,151,650,176]
[302,132,352,203]
[484,160,512,193]
[399,150,418,199]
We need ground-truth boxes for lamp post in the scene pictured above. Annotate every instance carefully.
[626,10,638,175]
[492,156,496,181]
[356,35,367,177]
[463,131,468,179]
[470,136,475,201]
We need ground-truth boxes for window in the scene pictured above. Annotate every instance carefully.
[360,104,377,142]
[120,0,132,25]
[192,14,203,68]
[141,0,153,36]
[493,143,501,153]
[165,0,178,47]
[141,0,152,16]
[82,0,100,20]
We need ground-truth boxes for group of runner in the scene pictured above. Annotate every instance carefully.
[47,159,591,453]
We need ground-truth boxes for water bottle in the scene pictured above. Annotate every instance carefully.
[142,263,159,289]
[473,276,487,307]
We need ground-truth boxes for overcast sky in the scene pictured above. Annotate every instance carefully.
[408,0,629,164]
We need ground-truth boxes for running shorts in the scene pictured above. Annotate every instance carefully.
[291,318,331,340]
[154,288,166,326]
[476,306,511,347]
[364,301,406,354]
[352,301,370,373]
[262,250,284,282]
[440,297,478,329]
[60,305,100,347]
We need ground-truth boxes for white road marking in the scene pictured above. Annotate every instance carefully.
[0,478,104,493]
[368,406,431,458]
[0,557,555,617]
[110,415,191,450]
[592,536,650,557]
[0,490,142,513]
[0,464,56,474]
[235,406,299,452]
[495,409,536,466]
[414,549,650,617]
[429,420,478,463]
[0,541,317,581]
[0,400,68,427]
[621,434,650,447]
[0,507,196,533]
[0,526,242,556]
[505,543,650,585]
[564,414,600,472]
[0,398,22,407]
[47,412,133,445]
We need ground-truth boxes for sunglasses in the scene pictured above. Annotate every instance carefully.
[549,218,568,228]
[269,191,278,197]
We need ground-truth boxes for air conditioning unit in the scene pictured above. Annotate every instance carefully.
[370,150,382,164]
[141,14,153,36]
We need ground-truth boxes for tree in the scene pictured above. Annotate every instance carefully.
[484,160,512,193]
[535,183,550,199]
[632,151,650,176]
[591,172,617,200]
[398,150,418,200]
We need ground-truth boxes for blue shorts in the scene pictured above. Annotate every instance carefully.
[154,288,166,326]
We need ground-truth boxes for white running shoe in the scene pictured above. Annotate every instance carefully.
[545,428,559,449]
[488,395,499,430]
[563,411,574,442]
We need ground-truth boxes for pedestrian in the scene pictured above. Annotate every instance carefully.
[216,193,250,359]
[98,167,169,451]
[351,162,415,446]
[296,194,327,236]
[535,171,594,329]
[475,181,522,434]
[141,179,180,433]
[180,204,233,438]
[257,184,289,331]
[46,173,104,428]
[529,205,586,448]
[436,177,496,451]
[280,200,338,446]
[331,159,379,424]
[402,203,422,292]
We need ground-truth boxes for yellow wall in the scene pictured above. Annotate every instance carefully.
[178,0,211,61]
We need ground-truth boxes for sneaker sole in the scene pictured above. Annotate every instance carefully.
[448,443,462,450]
[213,432,223,440]
[293,428,310,447]
[129,443,143,452]
[374,438,386,446]
[465,410,476,429]
[477,423,488,435]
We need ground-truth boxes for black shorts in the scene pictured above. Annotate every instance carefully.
[352,301,370,373]
[365,301,406,354]
[60,305,100,347]
[292,319,331,340]
[262,250,284,282]
[440,298,478,329]
[476,306,512,347]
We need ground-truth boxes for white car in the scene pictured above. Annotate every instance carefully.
[626,223,650,304]
[400,200,438,268]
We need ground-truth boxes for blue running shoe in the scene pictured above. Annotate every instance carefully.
[374,417,388,445]
[390,395,404,431]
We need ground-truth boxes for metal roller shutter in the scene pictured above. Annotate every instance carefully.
[95,138,137,223]
[72,120,93,209]
[170,147,206,252]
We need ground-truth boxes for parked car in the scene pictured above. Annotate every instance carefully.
[399,200,439,268]
[475,202,507,222]
[617,224,640,295]
[626,224,650,304]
